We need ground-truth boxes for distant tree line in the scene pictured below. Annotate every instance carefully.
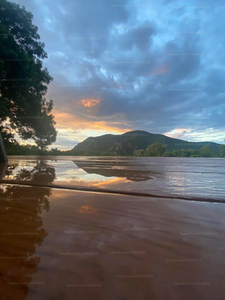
[5,141,225,158]
[134,142,225,158]
[5,142,63,156]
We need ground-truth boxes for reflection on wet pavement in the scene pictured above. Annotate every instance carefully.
[1,183,225,300]
[1,157,225,299]
[79,205,98,214]
[0,162,54,299]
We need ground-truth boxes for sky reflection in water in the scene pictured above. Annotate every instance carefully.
[1,156,225,200]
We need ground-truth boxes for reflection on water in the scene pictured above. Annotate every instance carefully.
[3,160,55,185]
[79,205,98,214]
[1,156,225,200]
[74,161,156,182]
[0,161,55,299]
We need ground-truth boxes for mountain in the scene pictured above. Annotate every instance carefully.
[69,130,221,156]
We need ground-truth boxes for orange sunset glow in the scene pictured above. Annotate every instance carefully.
[81,98,100,107]
[79,205,98,214]
[53,111,129,134]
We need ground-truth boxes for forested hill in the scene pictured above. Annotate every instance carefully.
[70,130,221,156]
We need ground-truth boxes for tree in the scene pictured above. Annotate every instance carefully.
[0,0,56,157]
[145,142,166,157]
[49,148,61,155]
[199,145,215,157]
[133,149,145,157]
[220,145,225,158]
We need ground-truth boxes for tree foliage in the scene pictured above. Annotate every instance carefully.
[133,149,145,157]
[0,0,56,149]
[135,143,220,158]
[220,145,225,158]
[163,149,201,157]
[162,146,217,157]
[199,145,215,157]
[145,142,166,157]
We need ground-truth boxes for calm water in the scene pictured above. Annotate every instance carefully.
[1,156,225,201]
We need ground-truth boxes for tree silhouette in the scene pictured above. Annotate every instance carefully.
[0,0,56,157]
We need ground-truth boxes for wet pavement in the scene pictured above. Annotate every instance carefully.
[0,156,225,300]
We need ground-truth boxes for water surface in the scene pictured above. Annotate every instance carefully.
[1,156,225,201]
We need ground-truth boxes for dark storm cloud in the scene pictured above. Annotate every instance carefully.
[14,0,225,144]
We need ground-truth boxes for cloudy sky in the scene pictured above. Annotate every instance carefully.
[14,0,225,149]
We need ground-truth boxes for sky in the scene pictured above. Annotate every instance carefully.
[14,0,225,149]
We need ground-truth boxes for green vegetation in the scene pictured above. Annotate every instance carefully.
[145,142,166,157]
[162,149,201,157]
[5,142,63,155]
[70,130,221,156]
[219,145,225,158]
[199,145,216,157]
[133,144,225,158]
[133,149,145,157]
[2,130,225,158]
[0,0,56,151]
[5,140,225,158]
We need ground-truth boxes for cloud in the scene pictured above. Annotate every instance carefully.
[13,0,225,147]
[81,99,100,107]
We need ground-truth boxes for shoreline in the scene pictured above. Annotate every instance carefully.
[1,179,224,204]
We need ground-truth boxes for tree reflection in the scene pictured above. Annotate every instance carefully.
[0,161,55,299]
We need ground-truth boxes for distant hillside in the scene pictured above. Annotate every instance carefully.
[69,130,221,156]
